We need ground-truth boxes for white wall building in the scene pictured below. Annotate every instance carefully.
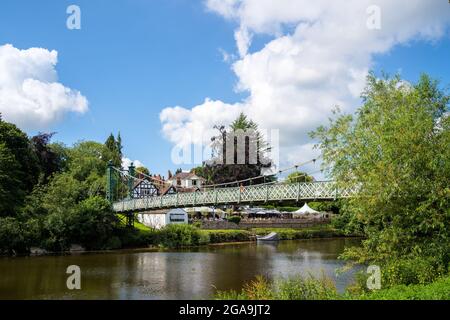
[168,171,205,189]
[137,208,188,229]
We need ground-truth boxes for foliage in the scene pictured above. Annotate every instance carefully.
[0,217,28,254]
[205,229,252,243]
[30,133,62,181]
[215,275,338,300]
[0,119,40,216]
[311,73,450,277]
[286,171,314,183]
[357,275,450,300]
[103,133,123,168]
[135,166,150,176]
[227,215,241,224]
[0,143,24,216]
[216,274,450,300]
[200,113,274,185]
[157,224,208,248]
[251,226,348,240]
[308,201,341,214]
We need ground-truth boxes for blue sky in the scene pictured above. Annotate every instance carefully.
[0,0,449,176]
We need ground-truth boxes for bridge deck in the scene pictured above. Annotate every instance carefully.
[112,181,355,213]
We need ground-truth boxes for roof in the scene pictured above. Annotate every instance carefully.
[293,203,320,215]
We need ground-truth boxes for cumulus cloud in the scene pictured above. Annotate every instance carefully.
[161,0,450,174]
[0,44,88,130]
[122,157,145,170]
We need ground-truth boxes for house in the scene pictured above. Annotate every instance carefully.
[132,179,159,198]
[168,171,205,189]
[137,208,188,229]
[133,178,177,198]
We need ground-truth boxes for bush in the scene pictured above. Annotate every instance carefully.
[251,227,346,240]
[157,224,204,248]
[227,216,241,224]
[207,230,253,243]
[382,257,446,286]
[215,275,339,300]
[116,227,155,248]
[358,275,450,300]
[0,217,28,254]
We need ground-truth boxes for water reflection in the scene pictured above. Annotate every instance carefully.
[0,238,361,300]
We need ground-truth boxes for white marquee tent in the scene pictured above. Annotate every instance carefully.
[293,203,321,216]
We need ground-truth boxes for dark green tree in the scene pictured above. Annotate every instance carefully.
[202,113,274,185]
[0,118,40,216]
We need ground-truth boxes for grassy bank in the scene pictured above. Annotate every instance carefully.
[250,225,349,240]
[118,221,352,249]
[215,274,450,300]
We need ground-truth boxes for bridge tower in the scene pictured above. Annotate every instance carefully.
[126,162,135,227]
[106,160,115,203]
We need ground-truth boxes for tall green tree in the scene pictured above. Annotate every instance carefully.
[103,133,123,168]
[0,117,40,216]
[203,113,274,185]
[286,171,314,183]
[311,73,450,269]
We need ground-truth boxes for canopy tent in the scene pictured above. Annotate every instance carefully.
[293,203,320,215]
[184,207,225,217]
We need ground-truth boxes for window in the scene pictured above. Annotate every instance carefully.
[192,179,197,186]
[177,178,181,186]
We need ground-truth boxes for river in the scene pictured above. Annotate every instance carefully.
[0,238,361,299]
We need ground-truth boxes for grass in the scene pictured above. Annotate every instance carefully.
[115,216,353,249]
[250,225,348,240]
[215,275,340,300]
[215,274,450,300]
[357,276,450,300]
[202,229,254,243]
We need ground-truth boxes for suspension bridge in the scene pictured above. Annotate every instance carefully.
[107,158,358,215]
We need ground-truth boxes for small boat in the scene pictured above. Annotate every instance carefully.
[256,232,279,242]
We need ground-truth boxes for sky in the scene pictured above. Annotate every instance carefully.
[0,0,449,178]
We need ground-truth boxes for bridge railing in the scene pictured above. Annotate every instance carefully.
[112,181,356,213]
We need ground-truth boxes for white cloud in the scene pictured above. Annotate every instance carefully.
[161,0,450,174]
[122,157,145,170]
[0,44,88,130]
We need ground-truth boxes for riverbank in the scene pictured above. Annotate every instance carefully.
[134,223,356,249]
[215,274,450,300]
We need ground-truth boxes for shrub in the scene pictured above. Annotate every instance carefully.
[0,217,28,254]
[381,256,446,286]
[358,275,450,300]
[215,275,339,300]
[207,230,253,243]
[227,216,241,224]
[157,224,204,248]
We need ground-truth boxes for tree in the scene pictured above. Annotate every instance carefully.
[0,118,40,216]
[286,171,314,183]
[202,113,274,185]
[311,73,450,270]
[30,133,62,181]
[103,133,122,168]
[0,144,24,216]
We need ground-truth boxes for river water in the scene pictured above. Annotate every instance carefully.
[0,238,361,299]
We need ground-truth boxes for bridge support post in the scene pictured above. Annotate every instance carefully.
[126,213,134,228]
[106,160,114,203]
[126,163,135,227]
[127,162,135,199]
